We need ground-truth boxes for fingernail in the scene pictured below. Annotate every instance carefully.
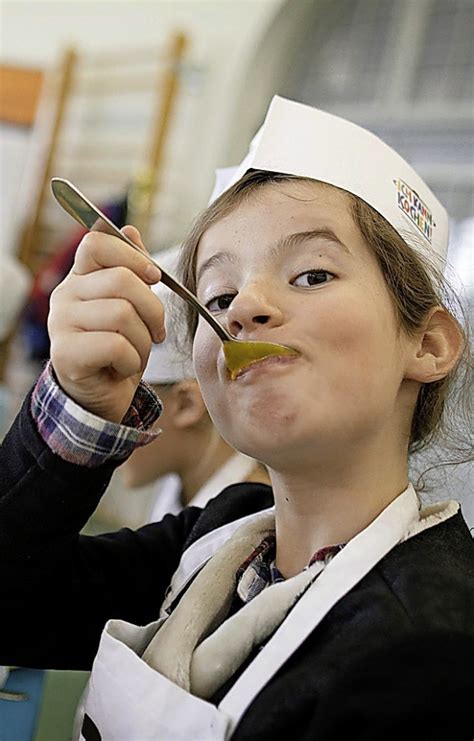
[145,264,161,282]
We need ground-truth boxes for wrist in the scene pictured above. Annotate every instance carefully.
[31,362,163,467]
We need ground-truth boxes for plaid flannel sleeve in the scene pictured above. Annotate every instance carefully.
[30,361,163,468]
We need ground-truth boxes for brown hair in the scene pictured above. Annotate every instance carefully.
[177,170,471,458]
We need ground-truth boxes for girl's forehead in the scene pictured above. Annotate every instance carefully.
[197,180,356,259]
[242,179,353,215]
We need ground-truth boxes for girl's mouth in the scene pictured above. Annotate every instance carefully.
[233,353,299,380]
[223,339,299,380]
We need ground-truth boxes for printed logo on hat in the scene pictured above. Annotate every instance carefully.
[394,179,435,244]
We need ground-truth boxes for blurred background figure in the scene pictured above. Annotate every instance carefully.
[94,247,270,530]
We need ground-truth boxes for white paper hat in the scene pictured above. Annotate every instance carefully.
[210,96,448,261]
[143,246,194,385]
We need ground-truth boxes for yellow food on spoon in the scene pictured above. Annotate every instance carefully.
[223,340,299,380]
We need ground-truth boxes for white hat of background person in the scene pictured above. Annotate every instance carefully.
[143,246,194,385]
[209,95,448,262]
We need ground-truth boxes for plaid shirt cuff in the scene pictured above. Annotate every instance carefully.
[30,361,163,468]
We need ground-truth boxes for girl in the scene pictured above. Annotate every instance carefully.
[0,96,472,740]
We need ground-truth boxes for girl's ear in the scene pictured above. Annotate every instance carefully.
[171,380,208,429]
[405,307,464,383]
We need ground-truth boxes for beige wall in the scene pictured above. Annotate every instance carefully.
[0,0,289,252]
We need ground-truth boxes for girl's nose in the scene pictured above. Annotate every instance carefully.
[225,283,284,338]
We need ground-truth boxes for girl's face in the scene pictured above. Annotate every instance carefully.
[193,181,416,470]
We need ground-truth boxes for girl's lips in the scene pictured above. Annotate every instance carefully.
[234,353,299,380]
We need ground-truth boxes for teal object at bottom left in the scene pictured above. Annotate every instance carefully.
[0,668,45,741]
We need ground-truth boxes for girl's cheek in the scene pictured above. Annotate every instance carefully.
[193,323,220,378]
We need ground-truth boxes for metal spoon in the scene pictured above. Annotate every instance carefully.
[50,178,298,379]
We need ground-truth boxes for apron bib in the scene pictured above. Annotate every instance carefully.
[80,486,457,740]
[81,618,231,740]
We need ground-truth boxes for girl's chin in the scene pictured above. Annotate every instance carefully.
[227,423,304,464]
[231,402,299,434]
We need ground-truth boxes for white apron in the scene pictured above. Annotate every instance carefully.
[80,486,458,740]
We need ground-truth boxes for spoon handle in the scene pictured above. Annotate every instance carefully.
[50,178,230,342]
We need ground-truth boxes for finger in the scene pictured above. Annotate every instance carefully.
[67,298,153,370]
[51,331,143,380]
[121,225,145,250]
[72,230,161,284]
[64,267,166,343]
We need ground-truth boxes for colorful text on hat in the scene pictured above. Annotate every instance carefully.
[394,179,434,243]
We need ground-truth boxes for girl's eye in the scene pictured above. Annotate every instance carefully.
[205,293,236,313]
[292,270,335,288]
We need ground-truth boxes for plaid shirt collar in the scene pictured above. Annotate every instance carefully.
[236,534,344,604]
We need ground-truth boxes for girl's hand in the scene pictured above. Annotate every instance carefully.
[48,226,165,423]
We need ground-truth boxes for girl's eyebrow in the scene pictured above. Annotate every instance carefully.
[197,251,239,284]
[197,229,349,284]
[270,229,350,259]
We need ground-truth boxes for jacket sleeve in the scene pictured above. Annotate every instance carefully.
[310,629,474,740]
[0,391,201,670]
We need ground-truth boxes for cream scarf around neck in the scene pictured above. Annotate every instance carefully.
[141,494,459,702]
[141,511,325,699]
